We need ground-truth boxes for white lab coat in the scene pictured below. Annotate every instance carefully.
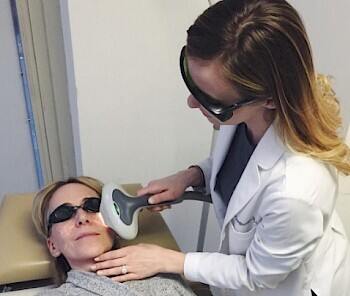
[184,124,350,296]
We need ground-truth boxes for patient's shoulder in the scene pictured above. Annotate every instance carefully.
[35,285,68,296]
[35,280,83,296]
[125,273,196,296]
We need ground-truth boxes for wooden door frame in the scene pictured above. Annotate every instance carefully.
[15,0,79,183]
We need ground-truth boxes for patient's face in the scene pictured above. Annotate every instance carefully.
[46,183,114,271]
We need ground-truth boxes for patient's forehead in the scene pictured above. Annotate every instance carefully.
[48,183,99,213]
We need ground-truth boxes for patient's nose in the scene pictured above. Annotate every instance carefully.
[75,208,90,226]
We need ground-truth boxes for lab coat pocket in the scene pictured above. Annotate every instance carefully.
[228,217,257,255]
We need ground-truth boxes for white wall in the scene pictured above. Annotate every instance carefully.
[61,0,212,252]
[289,0,350,130]
[0,0,38,204]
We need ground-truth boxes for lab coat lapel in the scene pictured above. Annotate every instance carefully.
[211,125,237,179]
[222,123,285,230]
[222,152,260,229]
[210,125,237,225]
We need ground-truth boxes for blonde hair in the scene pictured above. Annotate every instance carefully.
[187,0,350,175]
[277,74,350,175]
[32,176,104,284]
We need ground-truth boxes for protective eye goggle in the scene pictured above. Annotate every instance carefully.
[47,197,101,233]
[179,46,262,122]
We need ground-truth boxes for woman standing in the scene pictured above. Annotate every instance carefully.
[93,1,350,295]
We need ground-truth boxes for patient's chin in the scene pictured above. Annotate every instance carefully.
[66,238,116,272]
[79,240,111,257]
[64,235,113,265]
[81,245,106,258]
[65,246,110,269]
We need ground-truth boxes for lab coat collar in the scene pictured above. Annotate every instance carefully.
[253,122,286,170]
[211,123,284,176]
[220,123,286,232]
[210,125,237,227]
[211,125,237,181]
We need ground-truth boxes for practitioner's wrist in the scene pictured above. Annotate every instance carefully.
[161,249,185,274]
[182,166,204,188]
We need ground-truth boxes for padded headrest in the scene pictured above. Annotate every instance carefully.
[0,184,178,285]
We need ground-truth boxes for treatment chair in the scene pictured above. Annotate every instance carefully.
[0,183,211,295]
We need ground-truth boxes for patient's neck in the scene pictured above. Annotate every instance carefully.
[68,258,96,273]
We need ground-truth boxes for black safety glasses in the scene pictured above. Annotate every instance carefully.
[180,46,261,122]
[47,197,101,232]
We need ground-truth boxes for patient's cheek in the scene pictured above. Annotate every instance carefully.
[101,228,115,251]
[97,213,108,227]
[52,220,114,261]
[50,224,73,248]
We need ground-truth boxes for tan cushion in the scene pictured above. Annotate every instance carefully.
[0,184,178,285]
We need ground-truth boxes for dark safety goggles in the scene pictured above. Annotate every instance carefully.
[47,197,101,232]
[180,46,262,122]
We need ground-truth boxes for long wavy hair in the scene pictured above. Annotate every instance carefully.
[186,0,350,175]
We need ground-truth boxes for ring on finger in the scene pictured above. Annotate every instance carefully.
[121,265,128,275]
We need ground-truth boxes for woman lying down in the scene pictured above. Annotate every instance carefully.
[32,176,196,296]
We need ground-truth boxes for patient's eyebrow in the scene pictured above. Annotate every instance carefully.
[56,202,73,207]
[81,196,100,201]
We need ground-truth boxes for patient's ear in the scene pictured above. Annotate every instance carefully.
[47,238,61,257]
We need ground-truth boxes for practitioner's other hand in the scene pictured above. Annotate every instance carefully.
[91,243,185,282]
[137,168,199,212]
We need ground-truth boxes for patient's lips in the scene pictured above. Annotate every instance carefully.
[76,232,100,240]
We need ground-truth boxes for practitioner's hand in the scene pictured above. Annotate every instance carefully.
[137,168,201,212]
[91,243,185,282]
